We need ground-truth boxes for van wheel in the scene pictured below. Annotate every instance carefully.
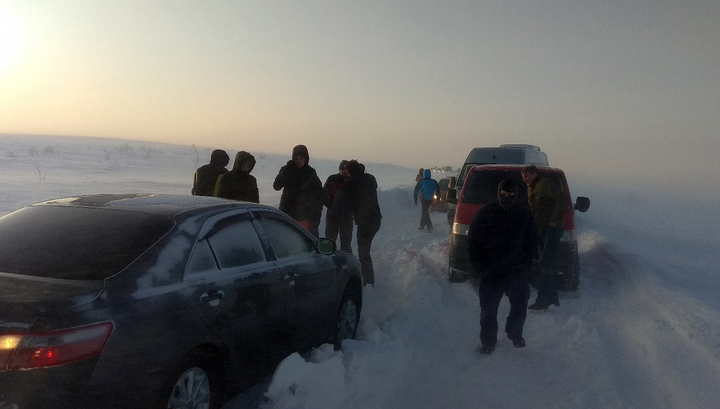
[333,288,360,350]
[448,267,467,283]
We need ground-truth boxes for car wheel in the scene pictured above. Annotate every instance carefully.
[448,267,467,283]
[164,354,223,409]
[333,288,360,350]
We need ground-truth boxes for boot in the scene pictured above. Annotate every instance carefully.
[528,302,549,311]
[477,344,495,355]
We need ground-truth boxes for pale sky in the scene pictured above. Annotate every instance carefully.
[1,0,718,192]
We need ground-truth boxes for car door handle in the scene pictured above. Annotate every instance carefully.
[284,273,298,284]
[200,290,225,303]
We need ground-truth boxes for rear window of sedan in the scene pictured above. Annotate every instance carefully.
[0,206,174,280]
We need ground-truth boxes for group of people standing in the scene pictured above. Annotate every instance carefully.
[191,145,382,287]
[467,165,567,355]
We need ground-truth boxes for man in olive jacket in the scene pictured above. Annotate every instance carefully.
[522,165,568,310]
[468,179,536,355]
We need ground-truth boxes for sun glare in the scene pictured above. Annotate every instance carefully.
[0,6,23,75]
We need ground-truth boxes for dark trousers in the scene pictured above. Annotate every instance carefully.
[420,200,433,230]
[479,274,531,346]
[325,215,353,253]
[356,220,381,285]
[535,226,563,305]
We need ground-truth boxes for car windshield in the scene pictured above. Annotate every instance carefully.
[461,170,565,206]
[0,206,174,280]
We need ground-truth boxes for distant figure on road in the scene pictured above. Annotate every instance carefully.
[342,160,382,287]
[415,168,424,183]
[522,165,567,311]
[414,169,440,233]
[215,151,259,203]
[468,179,536,355]
[273,145,324,237]
[192,149,229,196]
[323,160,353,253]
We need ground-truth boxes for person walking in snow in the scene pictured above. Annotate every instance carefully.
[192,149,229,196]
[273,145,324,237]
[415,168,424,183]
[468,179,536,355]
[323,160,353,253]
[522,165,568,311]
[214,151,259,203]
[413,169,441,233]
[342,160,382,287]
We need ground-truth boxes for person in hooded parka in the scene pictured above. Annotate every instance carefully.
[215,151,259,203]
[192,149,229,196]
[413,169,441,232]
[341,160,382,287]
[273,144,324,237]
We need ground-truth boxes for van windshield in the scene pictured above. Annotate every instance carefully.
[461,170,565,206]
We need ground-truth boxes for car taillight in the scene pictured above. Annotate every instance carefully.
[0,335,22,371]
[2,322,113,371]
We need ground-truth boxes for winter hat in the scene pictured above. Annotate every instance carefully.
[210,149,230,167]
[497,179,518,210]
[292,145,309,162]
[339,160,349,170]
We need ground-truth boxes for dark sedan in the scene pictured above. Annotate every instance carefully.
[0,194,363,409]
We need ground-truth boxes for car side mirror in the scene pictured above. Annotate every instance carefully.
[448,177,456,189]
[318,238,336,255]
[574,196,590,212]
[446,189,458,204]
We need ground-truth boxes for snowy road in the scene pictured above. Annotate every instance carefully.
[234,186,720,409]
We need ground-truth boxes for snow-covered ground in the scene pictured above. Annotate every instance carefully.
[2,134,719,409]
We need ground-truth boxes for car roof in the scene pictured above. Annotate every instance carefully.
[31,194,272,218]
[469,164,565,174]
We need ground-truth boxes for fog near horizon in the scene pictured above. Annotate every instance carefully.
[1,1,718,194]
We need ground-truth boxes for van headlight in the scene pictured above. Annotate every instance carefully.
[452,223,470,236]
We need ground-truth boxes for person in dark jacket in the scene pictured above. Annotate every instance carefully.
[323,160,353,253]
[413,169,441,232]
[215,151,259,203]
[342,160,382,287]
[468,179,536,355]
[273,145,324,237]
[521,165,568,310]
[192,149,229,196]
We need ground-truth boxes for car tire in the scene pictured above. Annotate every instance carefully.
[333,287,361,350]
[448,267,467,283]
[162,353,224,409]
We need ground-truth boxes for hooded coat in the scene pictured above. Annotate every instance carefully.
[215,151,259,203]
[273,145,324,222]
[467,181,536,277]
[192,149,229,196]
[413,169,440,204]
[342,161,382,226]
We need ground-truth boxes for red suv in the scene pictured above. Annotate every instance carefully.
[446,165,590,290]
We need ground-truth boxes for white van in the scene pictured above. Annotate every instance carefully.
[454,144,549,191]
[445,144,549,226]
